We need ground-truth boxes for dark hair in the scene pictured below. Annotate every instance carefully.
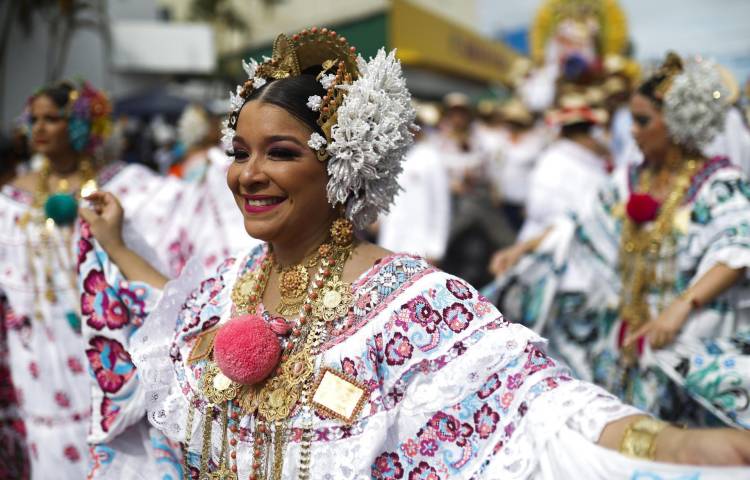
[560,121,594,138]
[244,70,326,137]
[636,75,666,107]
[34,81,75,109]
[636,52,683,108]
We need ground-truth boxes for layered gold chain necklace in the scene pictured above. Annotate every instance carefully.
[17,156,97,325]
[618,158,701,365]
[186,218,356,480]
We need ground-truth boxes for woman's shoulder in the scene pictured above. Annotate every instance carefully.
[690,156,748,204]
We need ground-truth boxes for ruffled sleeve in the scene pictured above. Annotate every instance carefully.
[130,246,252,443]
[344,268,637,479]
[688,165,750,277]
[340,265,739,479]
[77,221,165,443]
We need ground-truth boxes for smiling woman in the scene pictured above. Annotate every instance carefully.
[78,34,750,480]
[228,99,335,251]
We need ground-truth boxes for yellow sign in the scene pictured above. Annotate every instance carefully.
[390,0,525,84]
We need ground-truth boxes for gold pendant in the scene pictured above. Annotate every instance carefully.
[311,368,367,423]
[188,328,218,364]
[276,264,309,316]
[202,363,241,404]
[238,383,263,415]
[278,350,315,387]
[312,276,352,322]
[209,465,237,480]
[258,375,300,422]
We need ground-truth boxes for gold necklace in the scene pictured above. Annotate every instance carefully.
[17,156,97,321]
[274,248,322,316]
[194,218,355,480]
[618,159,701,366]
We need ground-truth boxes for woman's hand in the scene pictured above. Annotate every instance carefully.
[79,191,126,255]
[489,242,529,276]
[655,426,750,466]
[624,297,692,350]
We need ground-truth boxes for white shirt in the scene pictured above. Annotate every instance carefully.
[520,138,609,242]
[378,141,451,260]
[491,127,550,205]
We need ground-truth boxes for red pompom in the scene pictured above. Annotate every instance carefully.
[214,315,281,385]
[626,193,661,225]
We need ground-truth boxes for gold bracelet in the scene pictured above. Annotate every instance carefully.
[619,417,668,460]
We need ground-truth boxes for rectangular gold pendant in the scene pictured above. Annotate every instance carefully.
[311,368,367,423]
[187,327,218,364]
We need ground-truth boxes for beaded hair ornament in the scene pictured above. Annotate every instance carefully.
[25,81,113,156]
[646,52,728,153]
[221,28,417,229]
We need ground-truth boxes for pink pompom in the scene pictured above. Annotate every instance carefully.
[213,314,281,385]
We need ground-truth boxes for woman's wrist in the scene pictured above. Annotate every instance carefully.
[678,289,702,310]
[619,416,669,460]
[652,424,688,463]
[102,239,129,261]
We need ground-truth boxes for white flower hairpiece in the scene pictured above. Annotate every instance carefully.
[306,95,322,112]
[307,132,327,150]
[221,32,417,229]
[322,48,416,228]
[663,59,728,152]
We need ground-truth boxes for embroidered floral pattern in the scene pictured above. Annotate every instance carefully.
[81,270,128,330]
[446,279,472,300]
[100,397,120,433]
[372,452,404,480]
[85,336,135,394]
[442,303,473,333]
[403,296,441,333]
[385,332,414,366]
[473,404,500,439]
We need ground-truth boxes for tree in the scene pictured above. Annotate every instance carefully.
[0,0,111,121]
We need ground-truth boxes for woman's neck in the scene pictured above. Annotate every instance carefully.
[270,217,336,267]
[49,151,80,176]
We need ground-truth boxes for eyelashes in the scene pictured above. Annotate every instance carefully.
[227,147,300,161]
[268,148,299,159]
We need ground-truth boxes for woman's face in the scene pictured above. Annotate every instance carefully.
[29,94,73,158]
[630,93,671,163]
[227,100,335,244]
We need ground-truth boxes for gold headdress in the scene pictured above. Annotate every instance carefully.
[651,51,684,100]
[227,28,360,141]
[221,27,417,230]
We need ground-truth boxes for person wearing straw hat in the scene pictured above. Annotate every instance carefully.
[517,90,611,243]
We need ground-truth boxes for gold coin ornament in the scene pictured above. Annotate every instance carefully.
[313,276,353,323]
[202,363,241,404]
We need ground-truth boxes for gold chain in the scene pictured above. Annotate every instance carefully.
[196,219,355,479]
[619,159,701,364]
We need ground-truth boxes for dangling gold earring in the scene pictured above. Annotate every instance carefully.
[329,217,354,246]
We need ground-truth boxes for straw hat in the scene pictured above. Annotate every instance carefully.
[499,98,534,126]
[546,92,608,126]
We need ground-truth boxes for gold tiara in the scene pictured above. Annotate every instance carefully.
[233,28,360,140]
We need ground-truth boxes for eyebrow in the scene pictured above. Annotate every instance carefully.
[268,135,306,147]
[232,134,307,148]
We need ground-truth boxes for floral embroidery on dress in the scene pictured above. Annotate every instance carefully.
[81,270,128,330]
[100,397,120,432]
[86,336,136,393]
[385,332,414,366]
